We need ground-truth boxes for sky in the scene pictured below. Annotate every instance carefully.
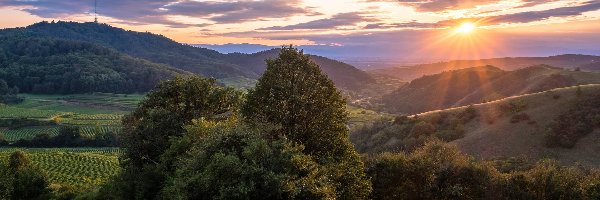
[1,0,600,61]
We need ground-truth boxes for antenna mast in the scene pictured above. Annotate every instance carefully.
[94,0,98,23]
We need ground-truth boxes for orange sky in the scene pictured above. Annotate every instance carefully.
[1,0,599,59]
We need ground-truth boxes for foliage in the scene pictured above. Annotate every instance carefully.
[351,107,477,153]
[366,141,600,200]
[0,151,51,200]
[118,75,242,199]
[545,93,600,148]
[0,35,182,94]
[242,47,371,199]
[161,120,337,199]
[0,79,22,104]
[366,141,497,200]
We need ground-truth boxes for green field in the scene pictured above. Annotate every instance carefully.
[0,93,135,141]
[0,148,120,189]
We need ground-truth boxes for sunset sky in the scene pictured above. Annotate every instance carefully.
[1,0,600,60]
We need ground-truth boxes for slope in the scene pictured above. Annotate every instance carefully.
[0,36,184,94]
[0,21,376,91]
[381,65,600,114]
[371,54,600,81]
[424,85,600,166]
[0,21,250,78]
[225,49,376,89]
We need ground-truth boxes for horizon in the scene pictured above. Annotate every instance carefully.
[1,0,600,60]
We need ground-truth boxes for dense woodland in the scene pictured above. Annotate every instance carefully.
[0,35,184,94]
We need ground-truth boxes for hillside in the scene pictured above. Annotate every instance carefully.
[371,54,600,81]
[425,85,600,166]
[225,49,375,89]
[381,65,600,114]
[0,21,375,90]
[0,36,184,94]
[353,84,600,166]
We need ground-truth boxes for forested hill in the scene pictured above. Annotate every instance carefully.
[0,36,184,94]
[0,21,375,90]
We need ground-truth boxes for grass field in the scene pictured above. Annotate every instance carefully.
[0,148,120,189]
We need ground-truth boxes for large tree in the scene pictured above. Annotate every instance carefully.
[119,76,242,199]
[242,47,371,199]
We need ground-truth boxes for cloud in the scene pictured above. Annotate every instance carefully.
[438,1,600,26]
[367,0,501,12]
[0,0,317,27]
[363,21,441,29]
[259,12,378,30]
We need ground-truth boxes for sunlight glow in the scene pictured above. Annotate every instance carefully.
[456,22,476,34]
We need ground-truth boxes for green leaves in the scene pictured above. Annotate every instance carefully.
[241,47,371,199]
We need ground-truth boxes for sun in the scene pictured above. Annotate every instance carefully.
[456,22,476,34]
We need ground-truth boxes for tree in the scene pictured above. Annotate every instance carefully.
[161,120,336,199]
[241,47,371,199]
[118,75,242,199]
[0,151,50,200]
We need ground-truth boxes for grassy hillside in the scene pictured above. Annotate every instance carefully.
[381,65,600,114]
[420,84,600,166]
[371,54,600,81]
[353,84,600,166]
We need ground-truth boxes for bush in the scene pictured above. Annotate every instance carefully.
[545,93,600,148]
[510,113,531,123]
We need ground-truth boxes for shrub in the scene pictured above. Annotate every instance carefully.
[510,113,530,123]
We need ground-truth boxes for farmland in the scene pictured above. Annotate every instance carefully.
[0,148,120,189]
[0,94,134,188]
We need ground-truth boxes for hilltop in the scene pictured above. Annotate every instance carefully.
[380,65,600,114]
[371,54,600,81]
[0,21,375,91]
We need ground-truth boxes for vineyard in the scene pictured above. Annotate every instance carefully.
[0,105,66,119]
[1,126,60,141]
[0,148,121,189]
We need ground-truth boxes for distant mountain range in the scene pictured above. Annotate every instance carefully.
[0,21,374,93]
[370,54,600,81]
[380,65,600,114]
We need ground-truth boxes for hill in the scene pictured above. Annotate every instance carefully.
[0,21,375,90]
[430,85,600,166]
[0,36,184,94]
[371,54,600,81]
[380,65,600,114]
[225,49,375,89]
[352,84,600,166]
